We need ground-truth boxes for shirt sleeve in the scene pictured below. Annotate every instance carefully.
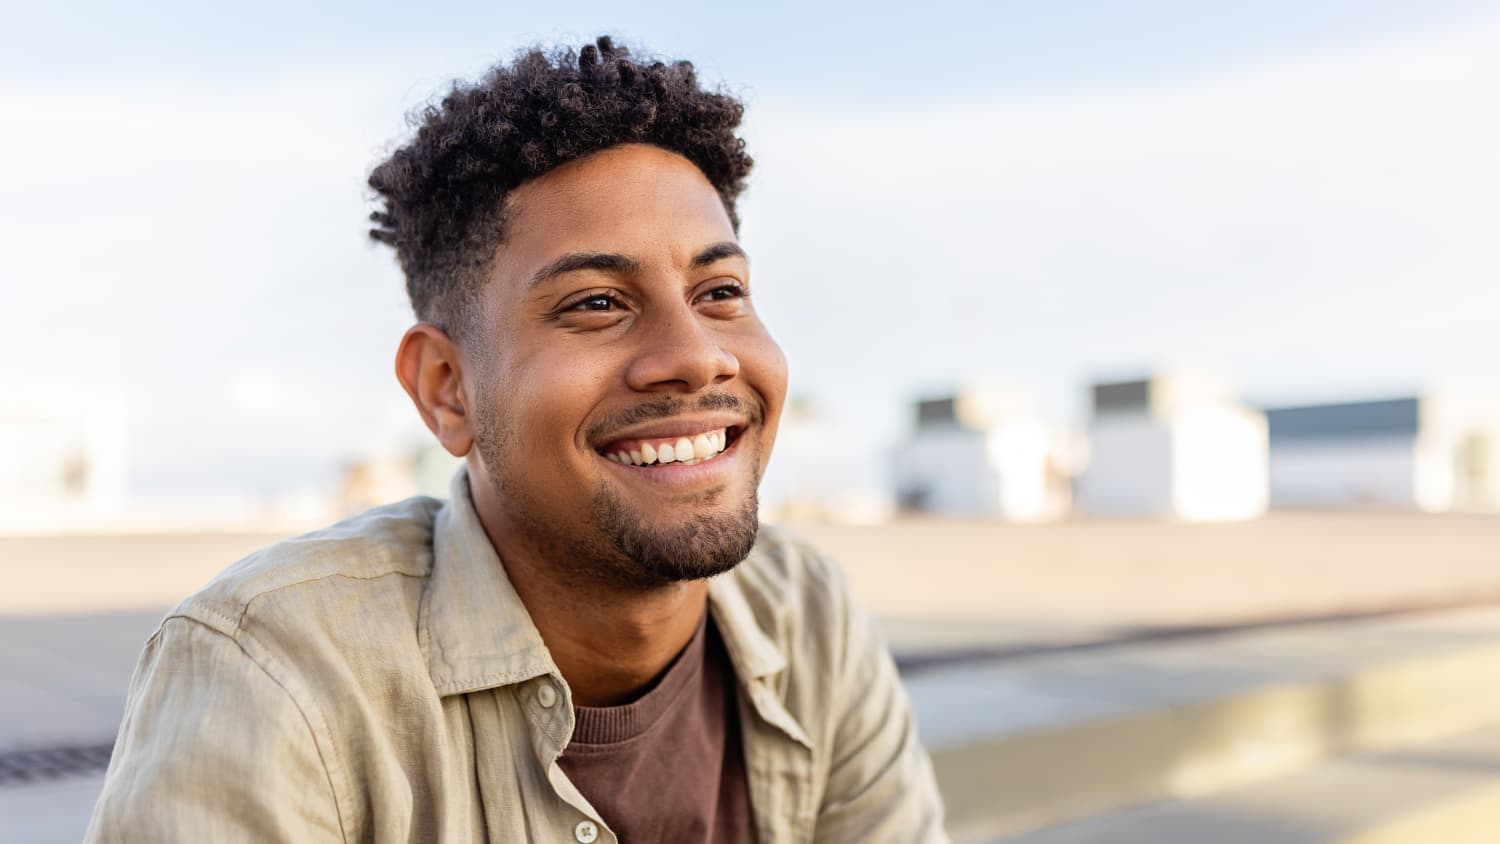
[84,616,345,843]
[814,581,951,843]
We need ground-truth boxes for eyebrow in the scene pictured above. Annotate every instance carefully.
[528,242,749,289]
[528,252,643,288]
[690,241,748,268]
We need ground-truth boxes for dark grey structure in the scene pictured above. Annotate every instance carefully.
[1265,398,1420,443]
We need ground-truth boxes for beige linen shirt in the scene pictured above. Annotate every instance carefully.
[86,469,948,843]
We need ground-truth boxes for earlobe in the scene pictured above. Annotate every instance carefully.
[395,324,475,457]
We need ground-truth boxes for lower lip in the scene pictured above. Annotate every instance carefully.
[597,434,745,489]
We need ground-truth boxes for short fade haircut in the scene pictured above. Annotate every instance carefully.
[367,35,754,342]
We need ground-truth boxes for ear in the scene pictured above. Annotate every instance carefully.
[395,323,474,457]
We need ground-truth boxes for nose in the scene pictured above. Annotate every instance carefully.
[623,304,740,394]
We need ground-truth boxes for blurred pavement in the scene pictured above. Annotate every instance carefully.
[3,512,1500,841]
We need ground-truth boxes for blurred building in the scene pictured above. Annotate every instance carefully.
[761,399,895,524]
[1077,372,1268,521]
[1265,393,1500,512]
[340,455,418,515]
[892,387,1076,522]
[342,443,464,515]
[0,385,127,531]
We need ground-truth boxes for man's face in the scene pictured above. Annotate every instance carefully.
[464,144,787,589]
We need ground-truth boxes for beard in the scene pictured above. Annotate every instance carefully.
[591,467,761,589]
[473,392,763,592]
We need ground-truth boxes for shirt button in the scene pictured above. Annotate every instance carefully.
[537,683,558,709]
[573,820,599,843]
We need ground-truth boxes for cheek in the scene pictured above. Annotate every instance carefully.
[745,329,788,412]
[739,328,788,458]
[508,346,618,450]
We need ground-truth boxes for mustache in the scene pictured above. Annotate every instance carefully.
[587,392,761,442]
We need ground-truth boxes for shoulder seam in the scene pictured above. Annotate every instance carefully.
[227,569,427,635]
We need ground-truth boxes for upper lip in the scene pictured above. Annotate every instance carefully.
[590,413,749,450]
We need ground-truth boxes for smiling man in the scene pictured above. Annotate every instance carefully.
[86,37,946,843]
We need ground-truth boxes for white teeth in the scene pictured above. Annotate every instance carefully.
[605,428,733,467]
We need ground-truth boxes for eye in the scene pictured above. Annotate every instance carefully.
[568,292,620,312]
[699,282,745,303]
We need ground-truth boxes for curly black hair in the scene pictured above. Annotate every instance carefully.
[367,35,754,342]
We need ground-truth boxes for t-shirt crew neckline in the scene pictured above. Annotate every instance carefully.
[556,607,755,842]
[567,609,711,747]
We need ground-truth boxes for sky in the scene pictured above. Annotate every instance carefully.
[2,1,1497,501]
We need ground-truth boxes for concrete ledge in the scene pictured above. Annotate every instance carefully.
[1003,725,1500,844]
[911,607,1500,842]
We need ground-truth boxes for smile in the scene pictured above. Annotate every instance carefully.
[600,427,739,467]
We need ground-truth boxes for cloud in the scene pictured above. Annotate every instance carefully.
[0,76,426,494]
[740,15,1499,426]
[2,16,1495,499]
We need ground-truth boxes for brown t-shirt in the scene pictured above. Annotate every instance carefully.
[558,612,752,843]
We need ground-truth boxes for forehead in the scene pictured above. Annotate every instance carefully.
[494,144,737,278]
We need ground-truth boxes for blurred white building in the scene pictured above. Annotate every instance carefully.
[1077,372,1268,521]
[0,384,128,531]
[1265,393,1500,512]
[760,400,895,524]
[891,387,1076,522]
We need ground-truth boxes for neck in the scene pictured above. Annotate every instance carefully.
[523,573,707,708]
[470,478,708,707]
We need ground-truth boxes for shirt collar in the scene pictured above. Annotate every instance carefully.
[707,569,787,682]
[421,465,557,696]
[421,465,790,696]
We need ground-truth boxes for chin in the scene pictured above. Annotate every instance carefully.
[593,484,761,590]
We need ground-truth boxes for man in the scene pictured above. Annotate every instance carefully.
[87,36,947,843]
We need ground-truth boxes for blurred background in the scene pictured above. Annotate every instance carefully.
[3,1,1498,841]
